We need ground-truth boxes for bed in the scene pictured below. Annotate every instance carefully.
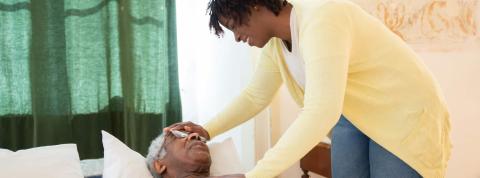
[81,143,332,178]
[80,158,103,178]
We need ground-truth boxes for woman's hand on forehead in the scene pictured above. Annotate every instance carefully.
[163,121,211,140]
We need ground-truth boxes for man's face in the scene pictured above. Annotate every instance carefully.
[162,130,211,170]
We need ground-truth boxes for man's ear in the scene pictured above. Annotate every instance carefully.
[154,160,167,174]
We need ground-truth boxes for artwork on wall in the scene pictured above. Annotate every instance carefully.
[353,0,480,51]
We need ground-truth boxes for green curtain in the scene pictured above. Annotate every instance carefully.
[0,0,181,159]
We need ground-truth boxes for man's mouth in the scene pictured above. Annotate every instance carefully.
[188,140,207,150]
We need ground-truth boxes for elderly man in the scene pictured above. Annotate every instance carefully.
[146,129,212,178]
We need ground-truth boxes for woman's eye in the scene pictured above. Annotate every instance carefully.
[228,22,235,30]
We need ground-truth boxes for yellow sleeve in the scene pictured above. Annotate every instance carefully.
[203,47,283,138]
[246,2,353,177]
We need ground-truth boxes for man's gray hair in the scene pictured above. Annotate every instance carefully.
[146,133,167,178]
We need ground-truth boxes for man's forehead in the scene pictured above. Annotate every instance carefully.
[164,132,178,143]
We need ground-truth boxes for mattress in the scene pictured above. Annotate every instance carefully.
[80,158,103,178]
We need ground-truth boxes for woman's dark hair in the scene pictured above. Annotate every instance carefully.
[207,0,287,37]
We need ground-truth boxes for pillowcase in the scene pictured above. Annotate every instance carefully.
[208,137,245,175]
[102,131,153,178]
[0,144,84,178]
[101,130,244,178]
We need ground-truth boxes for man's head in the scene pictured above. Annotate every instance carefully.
[207,0,288,47]
[146,130,211,178]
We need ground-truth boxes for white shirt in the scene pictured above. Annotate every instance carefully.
[281,8,306,90]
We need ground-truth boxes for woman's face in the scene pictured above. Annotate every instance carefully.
[219,6,273,48]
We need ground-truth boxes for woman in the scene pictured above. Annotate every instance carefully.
[166,0,452,177]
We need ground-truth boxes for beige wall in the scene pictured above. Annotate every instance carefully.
[419,42,480,178]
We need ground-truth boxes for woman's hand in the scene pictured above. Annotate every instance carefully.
[208,174,245,178]
[163,121,210,140]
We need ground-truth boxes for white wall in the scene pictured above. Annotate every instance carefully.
[176,0,256,171]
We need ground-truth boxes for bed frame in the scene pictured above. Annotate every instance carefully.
[300,142,332,178]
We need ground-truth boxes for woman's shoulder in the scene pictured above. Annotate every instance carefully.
[292,0,356,10]
[293,0,359,20]
[292,0,363,32]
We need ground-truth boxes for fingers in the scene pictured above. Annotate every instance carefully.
[162,121,209,139]
[163,123,182,133]
[163,123,180,133]
[205,174,244,178]
[163,122,195,133]
[184,125,192,132]
[171,124,187,131]
[163,126,172,133]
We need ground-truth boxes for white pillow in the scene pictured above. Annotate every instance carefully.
[0,144,84,178]
[208,137,244,175]
[102,131,153,178]
[101,130,244,178]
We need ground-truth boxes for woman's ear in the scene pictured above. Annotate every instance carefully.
[154,160,167,174]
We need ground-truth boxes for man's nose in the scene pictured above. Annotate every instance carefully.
[187,132,201,141]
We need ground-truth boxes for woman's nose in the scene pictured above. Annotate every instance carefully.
[234,32,241,42]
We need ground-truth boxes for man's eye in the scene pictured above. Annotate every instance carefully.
[172,130,190,138]
[180,132,188,137]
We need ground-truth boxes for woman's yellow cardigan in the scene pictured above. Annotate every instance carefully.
[204,0,452,177]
